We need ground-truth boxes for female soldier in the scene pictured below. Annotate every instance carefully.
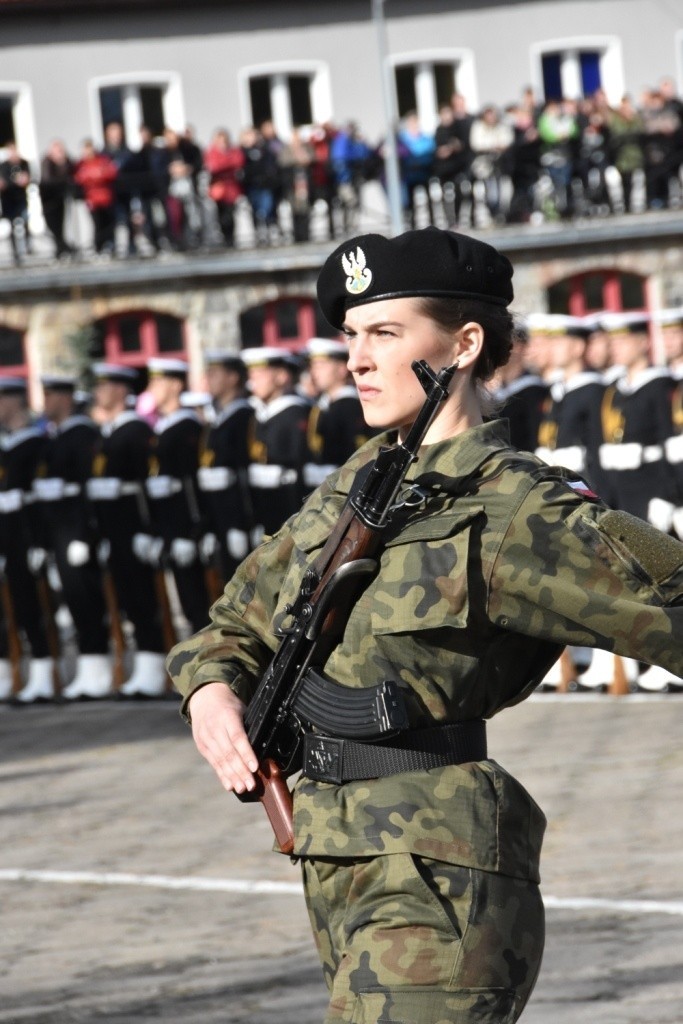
[167,227,683,1024]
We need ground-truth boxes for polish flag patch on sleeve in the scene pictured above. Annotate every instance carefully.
[567,479,599,500]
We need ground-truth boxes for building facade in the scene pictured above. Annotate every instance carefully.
[1,0,683,400]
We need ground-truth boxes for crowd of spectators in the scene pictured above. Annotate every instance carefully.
[1,77,683,264]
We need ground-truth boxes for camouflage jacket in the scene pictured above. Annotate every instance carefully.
[167,420,683,881]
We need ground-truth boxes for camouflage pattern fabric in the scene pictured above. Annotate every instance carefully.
[167,418,683,1017]
[301,854,544,1023]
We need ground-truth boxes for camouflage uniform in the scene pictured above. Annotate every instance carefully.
[168,419,683,1023]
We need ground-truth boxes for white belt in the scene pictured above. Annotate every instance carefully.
[303,463,338,488]
[535,445,585,473]
[0,488,25,513]
[33,478,81,501]
[248,464,298,489]
[665,434,683,464]
[146,475,183,499]
[599,443,664,471]
[86,478,141,501]
[197,466,237,491]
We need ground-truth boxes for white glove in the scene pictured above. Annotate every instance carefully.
[66,540,90,567]
[132,533,164,566]
[199,533,218,563]
[27,547,47,573]
[226,528,250,561]
[647,497,675,533]
[672,507,683,541]
[170,538,197,567]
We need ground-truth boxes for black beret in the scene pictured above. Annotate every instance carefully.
[316,226,514,330]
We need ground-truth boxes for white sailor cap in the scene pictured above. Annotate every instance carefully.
[543,314,590,338]
[92,362,139,386]
[598,311,650,334]
[41,373,77,391]
[0,376,28,395]
[652,306,683,328]
[241,346,301,370]
[580,312,607,334]
[305,337,349,360]
[180,390,212,409]
[524,313,552,334]
[147,357,189,379]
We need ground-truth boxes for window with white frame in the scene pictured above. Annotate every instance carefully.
[0,83,37,164]
[532,38,624,105]
[88,73,185,148]
[239,63,332,139]
[390,50,477,133]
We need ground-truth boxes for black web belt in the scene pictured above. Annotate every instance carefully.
[302,720,487,785]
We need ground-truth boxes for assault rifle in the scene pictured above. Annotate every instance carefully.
[237,359,457,854]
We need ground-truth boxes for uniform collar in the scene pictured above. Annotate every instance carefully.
[406,418,511,485]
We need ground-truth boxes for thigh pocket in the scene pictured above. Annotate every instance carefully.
[353,985,516,1023]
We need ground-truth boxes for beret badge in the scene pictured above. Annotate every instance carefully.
[341,246,372,296]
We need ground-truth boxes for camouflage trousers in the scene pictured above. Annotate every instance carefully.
[301,853,544,1023]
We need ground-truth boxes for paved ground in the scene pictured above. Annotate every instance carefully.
[1,693,682,1023]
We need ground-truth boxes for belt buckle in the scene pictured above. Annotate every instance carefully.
[305,735,344,784]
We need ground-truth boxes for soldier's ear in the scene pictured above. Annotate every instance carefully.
[453,321,485,370]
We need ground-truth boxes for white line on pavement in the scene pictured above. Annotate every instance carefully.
[1,869,682,915]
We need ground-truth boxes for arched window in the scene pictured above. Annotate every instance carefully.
[239,296,338,351]
[89,310,187,367]
[547,269,646,316]
[0,324,27,375]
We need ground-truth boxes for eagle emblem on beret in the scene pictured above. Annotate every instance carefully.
[341,247,372,295]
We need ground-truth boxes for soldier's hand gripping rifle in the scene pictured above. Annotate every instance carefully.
[237,359,457,854]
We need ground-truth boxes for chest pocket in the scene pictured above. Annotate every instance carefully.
[367,507,484,636]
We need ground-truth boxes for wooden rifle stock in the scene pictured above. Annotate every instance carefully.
[0,575,24,694]
[35,571,62,697]
[254,759,295,855]
[101,567,127,691]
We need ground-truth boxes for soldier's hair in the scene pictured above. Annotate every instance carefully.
[416,297,514,382]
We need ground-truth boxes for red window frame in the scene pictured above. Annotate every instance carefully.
[557,270,647,316]
[97,310,187,368]
[262,298,318,351]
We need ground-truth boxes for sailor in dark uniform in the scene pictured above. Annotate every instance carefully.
[34,374,112,700]
[535,314,607,493]
[638,307,683,691]
[86,363,168,698]
[598,311,680,691]
[0,377,55,703]
[243,347,311,544]
[302,337,375,491]
[144,357,211,635]
[655,307,683,539]
[598,311,677,523]
[197,351,254,586]
[493,318,549,453]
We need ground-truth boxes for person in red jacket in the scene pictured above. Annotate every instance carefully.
[73,139,118,254]
[204,129,245,248]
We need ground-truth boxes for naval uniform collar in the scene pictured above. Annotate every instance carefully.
[56,414,96,435]
[0,424,45,450]
[213,397,253,428]
[496,373,545,401]
[616,365,671,394]
[155,408,200,434]
[250,393,308,423]
[102,410,143,436]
